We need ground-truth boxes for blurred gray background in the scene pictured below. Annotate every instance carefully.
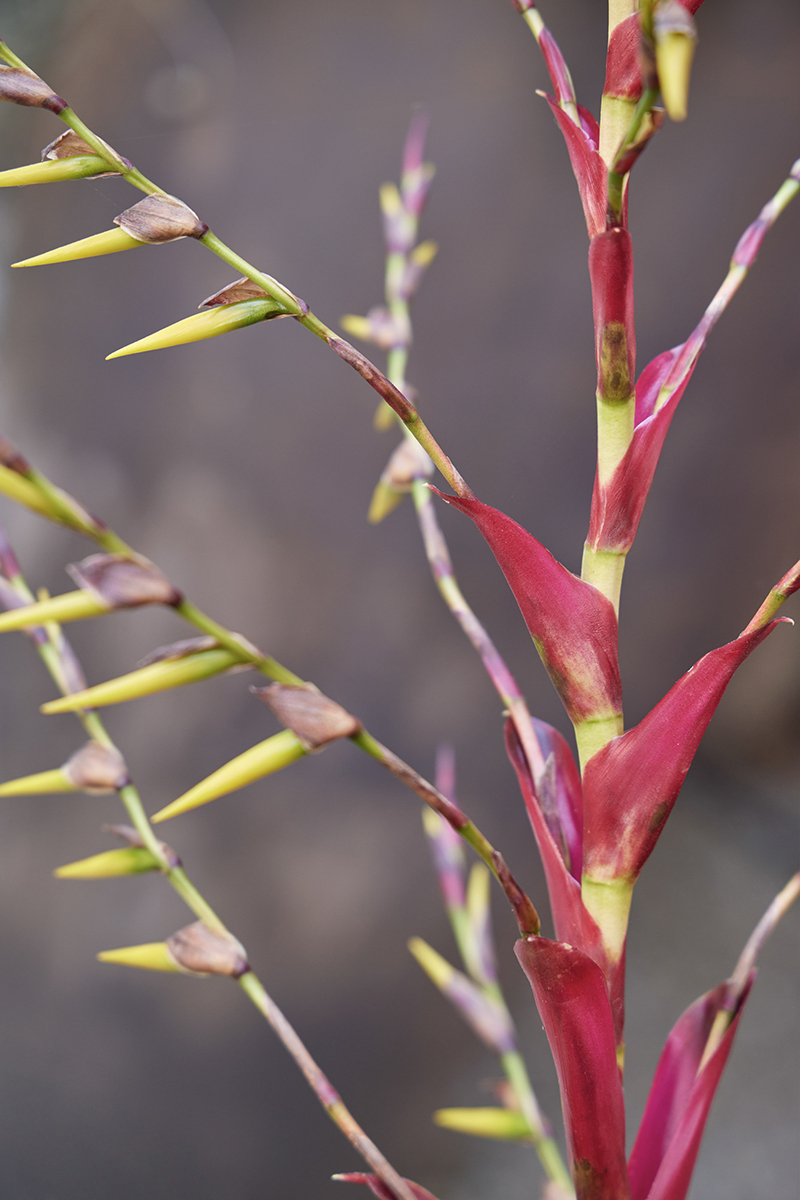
[0,0,796,1197]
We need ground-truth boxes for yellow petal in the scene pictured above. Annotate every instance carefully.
[433,1107,530,1141]
[106,299,282,359]
[0,767,73,796]
[0,590,108,634]
[407,936,455,991]
[12,226,144,267]
[0,155,110,187]
[55,847,160,879]
[151,729,307,822]
[97,942,181,973]
[41,647,241,713]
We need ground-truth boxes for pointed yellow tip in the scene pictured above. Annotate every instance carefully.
[411,239,438,268]
[367,480,404,524]
[0,590,108,634]
[106,300,278,360]
[656,32,696,122]
[55,847,160,879]
[433,1107,530,1141]
[12,227,144,268]
[0,156,110,188]
[97,942,180,972]
[151,730,306,822]
[0,768,72,797]
[407,936,454,990]
[339,314,372,341]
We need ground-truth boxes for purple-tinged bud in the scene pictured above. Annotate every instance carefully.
[115,193,207,244]
[253,683,362,750]
[166,921,249,978]
[199,275,307,314]
[0,63,65,112]
[104,823,180,868]
[42,129,130,177]
[62,741,129,793]
[341,306,404,352]
[67,553,182,609]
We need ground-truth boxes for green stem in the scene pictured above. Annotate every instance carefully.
[174,599,306,685]
[500,1049,572,1192]
[238,973,418,1200]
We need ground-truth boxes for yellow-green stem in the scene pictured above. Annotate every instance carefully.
[581,545,627,615]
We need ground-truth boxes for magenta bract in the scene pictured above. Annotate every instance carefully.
[628,977,753,1200]
[545,97,607,239]
[604,15,642,100]
[587,344,698,554]
[582,621,783,882]
[506,720,625,1044]
[434,492,622,727]
[335,1173,441,1200]
[515,937,629,1200]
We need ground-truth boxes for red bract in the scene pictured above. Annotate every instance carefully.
[628,978,753,1200]
[545,97,607,238]
[434,492,622,728]
[582,620,784,884]
[335,1173,441,1200]
[605,15,643,100]
[587,344,698,554]
[505,720,625,1042]
[515,937,629,1200]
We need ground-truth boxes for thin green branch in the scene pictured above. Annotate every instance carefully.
[0,536,416,1200]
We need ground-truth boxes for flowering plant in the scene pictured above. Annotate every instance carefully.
[0,3,796,1198]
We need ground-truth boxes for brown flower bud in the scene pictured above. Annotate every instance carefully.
[199,275,306,315]
[138,635,220,666]
[200,277,269,307]
[42,129,130,176]
[0,64,65,112]
[166,921,249,978]
[103,823,180,868]
[253,683,362,750]
[0,434,31,474]
[114,193,208,244]
[62,741,130,793]
[67,554,182,609]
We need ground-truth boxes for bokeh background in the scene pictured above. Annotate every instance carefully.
[0,1,796,1197]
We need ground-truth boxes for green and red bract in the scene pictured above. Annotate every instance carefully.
[433,492,622,730]
[581,619,785,885]
[515,937,629,1200]
[586,344,698,555]
[628,977,754,1200]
